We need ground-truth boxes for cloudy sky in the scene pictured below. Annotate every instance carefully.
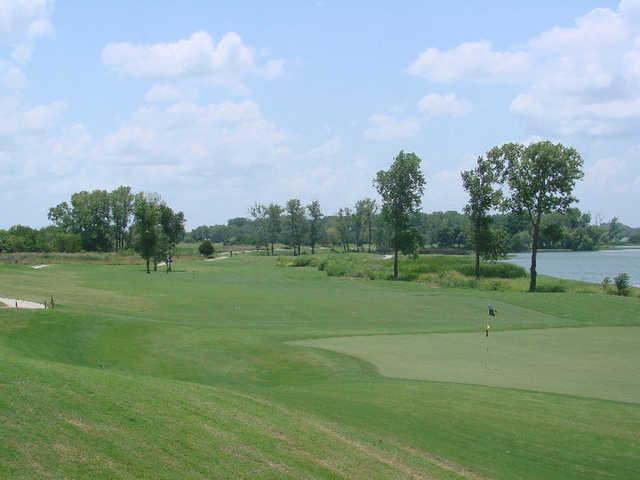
[2,0,640,228]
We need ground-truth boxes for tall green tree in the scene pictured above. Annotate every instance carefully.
[489,141,584,291]
[47,202,74,232]
[110,186,134,251]
[355,198,377,252]
[133,193,161,273]
[266,203,283,255]
[157,203,185,269]
[374,151,426,278]
[607,217,624,243]
[307,200,323,254]
[461,156,503,278]
[285,199,305,256]
[335,207,353,252]
[69,190,112,251]
[249,203,269,253]
[358,198,378,253]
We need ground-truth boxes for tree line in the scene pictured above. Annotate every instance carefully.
[0,186,185,272]
[189,141,615,291]
[1,141,637,289]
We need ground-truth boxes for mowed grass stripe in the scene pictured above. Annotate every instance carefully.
[294,326,640,403]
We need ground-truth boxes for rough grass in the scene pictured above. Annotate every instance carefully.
[1,256,639,479]
[278,253,593,294]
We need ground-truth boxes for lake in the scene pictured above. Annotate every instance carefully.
[505,249,640,286]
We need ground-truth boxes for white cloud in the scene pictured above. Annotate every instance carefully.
[0,60,27,88]
[0,0,54,40]
[0,97,66,135]
[528,7,630,53]
[98,100,287,171]
[303,136,343,160]
[418,93,472,117]
[102,31,284,93]
[363,113,420,140]
[145,84,189,103]
[409,1,640,138]
[407,41,531,82]
[0,0,54,65]
[624,38,640,81]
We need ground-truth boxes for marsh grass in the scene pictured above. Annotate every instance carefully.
[279,253,615,294]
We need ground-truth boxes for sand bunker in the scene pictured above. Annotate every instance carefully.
[0,297,46,309]
[382,255,393,260]
[31,264,50,269]
[205,256,229,262]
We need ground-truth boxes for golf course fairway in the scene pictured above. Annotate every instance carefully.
[1,256,639,479]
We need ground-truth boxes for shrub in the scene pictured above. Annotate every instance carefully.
[457,262,526,279]
[535,282,566,293]
[198,240,215,257]
[614,273,631,296]
[290,255,317,267]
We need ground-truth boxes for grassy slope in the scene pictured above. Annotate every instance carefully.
[1,257,639,479]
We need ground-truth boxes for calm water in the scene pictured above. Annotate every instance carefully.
[505,249,640,286]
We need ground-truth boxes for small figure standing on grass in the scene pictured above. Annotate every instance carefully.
[50,296,55,309]
[166,255,173,273]
[486,324,490,337]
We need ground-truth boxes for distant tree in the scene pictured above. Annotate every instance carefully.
[47,202,74,232]
[68,190,112,251]
[461,155,503,278]
[335,208,353,252]
[133,193,161,273]
[356,198,377,252]
[157,204,185,268]
[266,203,283,255]
[607,217,624,243]
[110,186,134,251]
[307,200,323,254]
[249,203,269,253]
[489,141,583,292]
[483,228,509,261]
[286,199,305,256]
[374,151,426,278]
[629,232,640,245]
[352,203,365,251]
[199,239,215,258]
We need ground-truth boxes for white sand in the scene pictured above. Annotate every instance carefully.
[205,256,229,262]
[31,264,50,269]
[0,297,46,309]
[382,254,393,260]
[157,262,166,267]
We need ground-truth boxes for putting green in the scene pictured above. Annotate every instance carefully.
[294,326,640,403]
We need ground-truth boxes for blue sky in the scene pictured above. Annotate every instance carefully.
[2,0,639,228]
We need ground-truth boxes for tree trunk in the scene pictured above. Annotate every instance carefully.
[311,242,315,255]
[271,242,274,255]
[393,248,399,279]
[146,259,150,274]
[529,222,540,292]
[475,251,480,279]
[368,222,372,253]
[153,257,157,272]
